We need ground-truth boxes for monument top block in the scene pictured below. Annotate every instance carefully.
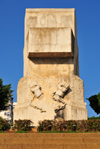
[24,8,77,58]
[26,8,75,12]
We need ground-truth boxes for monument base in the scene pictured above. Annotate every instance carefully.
[14,101,87,126]
[14,73,87,126]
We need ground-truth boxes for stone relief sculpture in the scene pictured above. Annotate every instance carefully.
[29,81,43,98]
[53,81,69,98]
[29,81,45,112]
[29,80,69,115]
[52,81,69,113]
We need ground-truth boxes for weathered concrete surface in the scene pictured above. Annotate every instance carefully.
[14,9,87,126]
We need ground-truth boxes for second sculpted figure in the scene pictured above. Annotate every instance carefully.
[52,81,69,113]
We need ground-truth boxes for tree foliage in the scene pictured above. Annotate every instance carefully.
[87,92,100,114]
[0,78,13,111]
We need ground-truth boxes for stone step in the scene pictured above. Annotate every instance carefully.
[0,143,100,149]
[0,133,100,149]
[0,133,100,138]
[0,137,100,144]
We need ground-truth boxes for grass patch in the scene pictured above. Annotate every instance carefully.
[16,130,29,133]
[0,131,6,133]
[38,130,78,133]
[38,130,100,133]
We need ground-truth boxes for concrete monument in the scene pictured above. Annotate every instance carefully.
[14,9,87,126]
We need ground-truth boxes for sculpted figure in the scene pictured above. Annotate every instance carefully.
[52,81,69,113]
[58,81,69,94]
[29,81,43,98]
[53,81,69,99]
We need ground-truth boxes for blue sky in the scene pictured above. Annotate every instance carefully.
[0,0,100,117]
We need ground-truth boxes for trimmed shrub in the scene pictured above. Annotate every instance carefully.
[76,120,87,132]
[0,117,10,131]
[38,120,53,131]
[13,119,33,131]
[65,120,77,131]
[86,119,100,131]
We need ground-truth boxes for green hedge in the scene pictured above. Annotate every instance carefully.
[0,117,10,131]
[37,119,100,132]
[1,116,100,132]
[13,119,33,131]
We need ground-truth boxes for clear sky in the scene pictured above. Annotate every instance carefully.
[0,0,100,118]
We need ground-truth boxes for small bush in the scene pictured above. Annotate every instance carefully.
[76,120,87,132]
[87,119,100,131]
[38,120,53,132]
[13,119,33,131]
[0,117,10,131]
[65,120,77,131]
